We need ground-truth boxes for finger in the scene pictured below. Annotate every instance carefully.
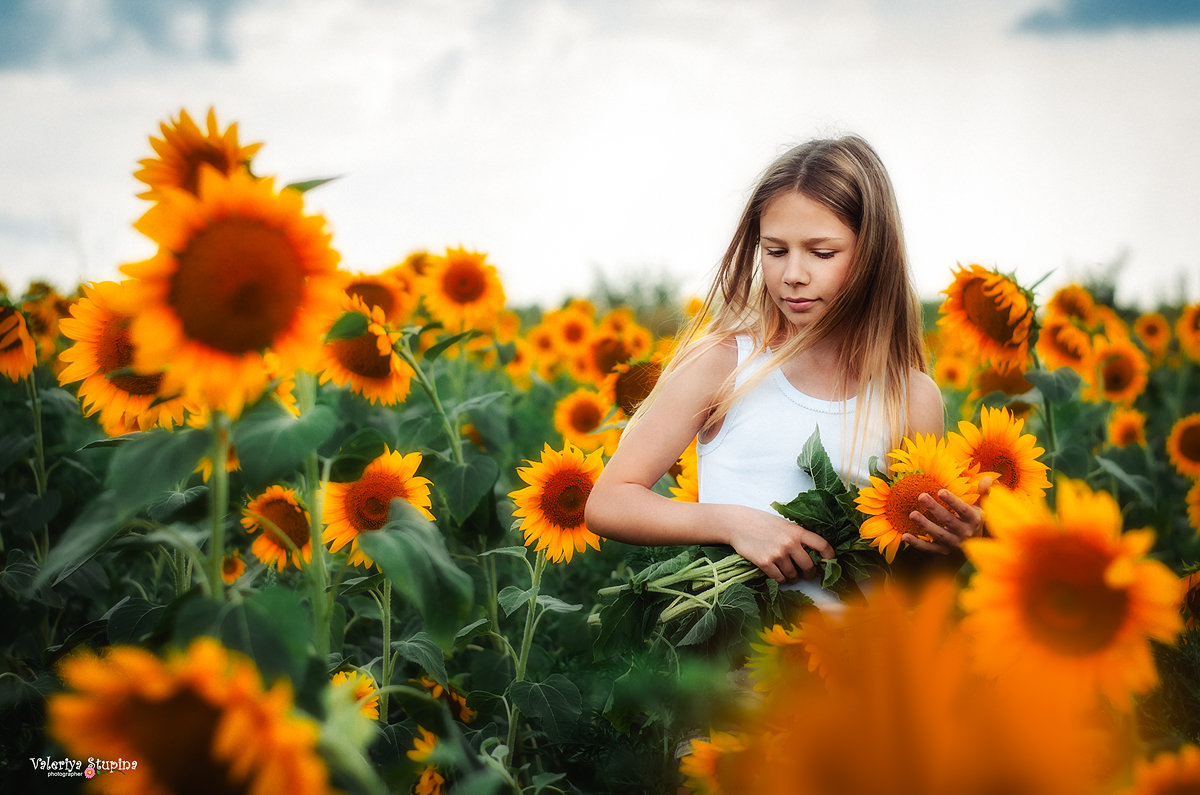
[932,489,976,520]
[977,476,994,496]
[908,508,961,546]
[902,533,951,555]
[807,535,836,560]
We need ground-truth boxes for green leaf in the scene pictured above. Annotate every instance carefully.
[1026,367,1082,404]
[427,452,500,525]
[631,549,699,585]
[449,390,508,419]
[324,310,369,341]
[38,493,123,587]
[391,630,448,687]
[478,545,531,560]
[423,329,483,361]
[285,175,340,193]
[328,427,389,482]
[1094,455,1155,505]
[797,428,846,494]
[356,500,474,650]
[105,427,210,516]
[146,486,208,523]
[498,585,537,617]
[105,597,165,644]
[535,594,583,614]
[508,674,582,735]
[592,590,667,660]
[232,399,338,489]
[0,432,35,474]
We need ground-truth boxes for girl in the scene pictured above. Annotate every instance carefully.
[585,135,982,607]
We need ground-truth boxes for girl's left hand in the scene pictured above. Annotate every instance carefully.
[902,477,992,555]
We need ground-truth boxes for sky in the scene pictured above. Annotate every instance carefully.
[2,0,1199,311]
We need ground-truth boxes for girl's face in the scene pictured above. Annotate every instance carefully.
[759,190,856,330]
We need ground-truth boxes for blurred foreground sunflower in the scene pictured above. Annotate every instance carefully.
[48,638,330,795]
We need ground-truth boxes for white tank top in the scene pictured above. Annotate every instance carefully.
[696,335,889,608]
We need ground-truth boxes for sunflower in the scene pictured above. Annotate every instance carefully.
[1178,302,1200,362]
[543,304,594,354]
[323,448,434,568]
[415,675,475,723]
[1183,571,1200,631]
[135,107,262,200]
[341,269,417,325]
[526,323,562,379]
[1189,480,1200,534]
[722,577,1105,795]
[503,335,535,388]
[48,638,330,795]
[939,263,1035,372]
[0,304,38,381]
[960,480,1183,707]
[318,295,413,405]
[669,438,699,502]
[408,727,446,795]
[20,287,67,364]
[121,167,342,418]
[56,280,191,434]
[1046,284,1099,328]
[745,624,810,693]
[1122,745,1200,795]
[969,361,1035,403]
[1134,312,1171,363]
[947,406,1050,498]
[933,352,972,391]
[241,485,312,571]
[416,246,505,332]
[220,551,245,584]
[1036,312,1094,376]
[1108,407,1147,448]
[330,670,380,720]
[855,434,979,563]
[603,356,663,418]
[509,442,604,564]
[1085,336,1149,404]
[576,331,638,387]
[1167,414,1200,479]
[553,387,619,454]
[679,730,747,795]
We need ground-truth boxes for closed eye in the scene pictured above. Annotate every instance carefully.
[764,247,787,258]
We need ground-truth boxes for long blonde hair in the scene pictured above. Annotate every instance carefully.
[630,135,927,472]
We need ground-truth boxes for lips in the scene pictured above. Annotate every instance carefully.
[784,297,816,311]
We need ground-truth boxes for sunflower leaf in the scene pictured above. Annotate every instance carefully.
[423,330,484,362]
[1026,367,1082,404]
[797,428,846,494]
[232,399,338,490]
[358,499,474,651]
[1093,455,1155,505]
[285,175,341,193]
[508,674,582,736]
[498,585,537,617]
[327,427,390,482]
[427,451,500,525]
[391,630,448,688]
[325,310,369,341]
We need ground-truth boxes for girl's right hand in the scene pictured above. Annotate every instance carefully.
[726,505,836,584]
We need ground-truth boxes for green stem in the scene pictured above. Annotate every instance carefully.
[484,551,504,652]
[380,579,393,719]
[505,548,547,767]
[206,412,230,600]
[395,343,464,466]
[1031,352,1059,459]
[24,374,49,562]
[296,371,332,664]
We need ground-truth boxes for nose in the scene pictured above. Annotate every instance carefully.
[782,254,809,286]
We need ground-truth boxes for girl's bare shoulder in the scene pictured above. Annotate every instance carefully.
[669,333,739,385]
[905,367,946,436]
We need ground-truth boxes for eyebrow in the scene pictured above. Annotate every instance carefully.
[759,235,846,246]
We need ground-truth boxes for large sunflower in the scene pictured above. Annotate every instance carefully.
[1108,407,1147,448]
[57,280,190,435]
[1134,312,1171,363]
[48,638,331,795]
[416,246,505,332]
[135,107,262,200]
[1085,336,1149,404]
[553,387,619,454]
[947,406,1050,498]
[939,264,1035,372]
[241,485,312,571]
[960,480,1183,707]
[1167,414,1200,479]
[855,434,979,563]
[323,448,434,568]
[318,295,414,405]
[722,577,1105,795]
[509,442,604,563]
[330,670,380,721]
[1178,302,1200,362]
[121,166,342,418]
[1122,745,1200,795]
[0,304,37,381]
[679,731,748,795]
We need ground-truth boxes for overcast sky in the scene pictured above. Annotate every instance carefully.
[2,0,1198,311]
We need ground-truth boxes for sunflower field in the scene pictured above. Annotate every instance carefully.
[2,109,1200,795]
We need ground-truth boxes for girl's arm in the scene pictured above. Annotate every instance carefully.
[901,369,989,553]
[585,338,834,583]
